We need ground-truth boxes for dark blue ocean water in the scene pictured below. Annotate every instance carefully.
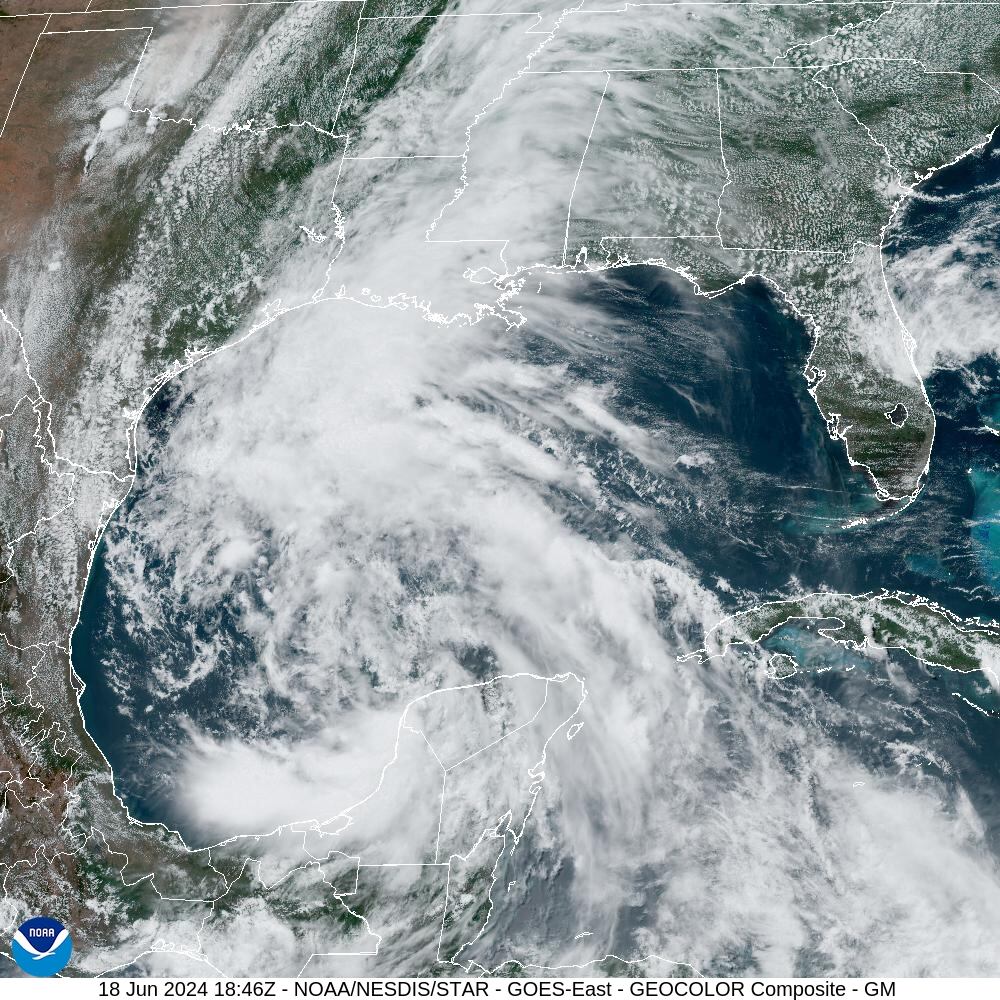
[73,137,1000,843]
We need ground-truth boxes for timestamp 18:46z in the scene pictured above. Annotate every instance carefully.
[100,981,278,997]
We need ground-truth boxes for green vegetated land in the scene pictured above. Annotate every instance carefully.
[701,591,1000,676]
[70,0,455,369]
[9,0,1000,972]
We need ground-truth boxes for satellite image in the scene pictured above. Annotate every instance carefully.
[1,0,1000,979]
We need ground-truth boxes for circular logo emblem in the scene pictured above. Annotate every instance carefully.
[11,917,73,977]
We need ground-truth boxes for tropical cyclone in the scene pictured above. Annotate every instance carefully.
[0,0,998,976]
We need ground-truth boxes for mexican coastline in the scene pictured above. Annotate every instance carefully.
[72,135,1000,851]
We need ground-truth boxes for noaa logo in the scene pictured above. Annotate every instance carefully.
[11,917,72,977]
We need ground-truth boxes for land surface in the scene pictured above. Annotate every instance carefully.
[0,0,999,976]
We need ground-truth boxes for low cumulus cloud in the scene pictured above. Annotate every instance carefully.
[87,2,1000,975]
[101,267,1000,974]
[888,175,1000,375]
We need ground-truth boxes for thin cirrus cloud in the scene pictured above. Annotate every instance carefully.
[77,0,1000,974]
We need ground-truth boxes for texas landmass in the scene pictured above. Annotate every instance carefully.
[1,0,1000,975]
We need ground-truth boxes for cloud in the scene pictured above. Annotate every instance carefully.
[73,0,1000,974]
[95,255,1000,973]
[888,182,1000,375]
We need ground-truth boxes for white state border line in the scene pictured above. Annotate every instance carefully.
[41,25,151,31]
[0,10,966,544]
[524,60,968,72]
[713,68,729,241]
[0,0,453,969]
[418,45,983,502]
[431,54,987,260]
[561,71,608,265]
[5,0,1000,18]
[0,13,51,140]
[0,0,995,973]
[343,153,464,159]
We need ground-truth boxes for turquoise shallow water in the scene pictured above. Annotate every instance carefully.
[980,395,1000,434]
[970,466,1000,594]
[72,135,1000,849]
